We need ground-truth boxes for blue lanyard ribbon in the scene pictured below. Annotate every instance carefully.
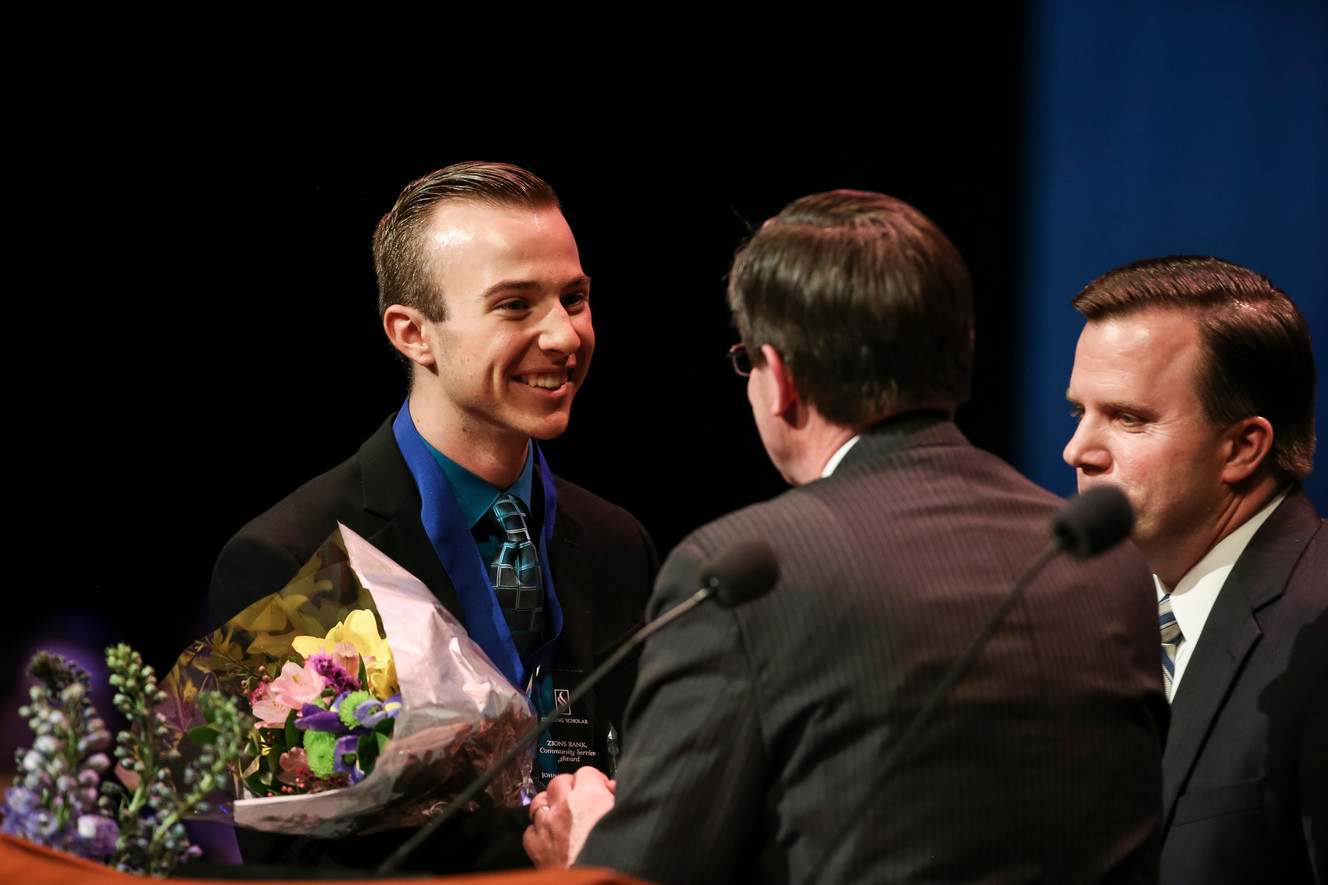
[392,405,563,690]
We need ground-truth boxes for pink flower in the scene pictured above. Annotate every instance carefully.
[269,660,327,710]
[250,681,292,727]
[276,748,315,788]
[330,641,360,682]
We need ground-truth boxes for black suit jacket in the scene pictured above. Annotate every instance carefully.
[1160,487,1327,884]
[578,415,1167,885]
[209,414,657,874]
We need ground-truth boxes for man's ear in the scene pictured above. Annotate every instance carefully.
[383,305,437,368]
[760,344,801,419]
[1220,416,1274,484]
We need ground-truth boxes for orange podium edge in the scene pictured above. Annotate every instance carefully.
[0,833,653,885]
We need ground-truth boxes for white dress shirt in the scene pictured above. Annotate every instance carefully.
[822,435,861,478]
[1156,489,1289,699]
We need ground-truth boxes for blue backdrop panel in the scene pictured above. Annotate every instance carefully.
[1016,0,1327,510]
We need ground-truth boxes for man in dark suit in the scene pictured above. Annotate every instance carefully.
[524,189,1167,883]
[209,162,656,873]
[1063,255,1327,884]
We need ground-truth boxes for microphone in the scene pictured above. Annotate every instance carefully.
[1052,485,1134,558]
[806,489,1134,883]
[376,539,779,875]
[703,538,781,606]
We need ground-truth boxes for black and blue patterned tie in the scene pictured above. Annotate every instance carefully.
[487,493,545,660]
[1158,594,1183,701]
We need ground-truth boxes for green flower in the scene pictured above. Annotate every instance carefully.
[337,690,371,728]
[303,730,338,779]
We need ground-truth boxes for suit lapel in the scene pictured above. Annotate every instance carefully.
[546,490,597,664]
[349,415,641,663]
[1161,580,1261,826]
[356,415,465,620]
[544,480,648,666]
[1160,489,1318,826]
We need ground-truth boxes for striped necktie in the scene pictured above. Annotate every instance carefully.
[1158,594,1183,701]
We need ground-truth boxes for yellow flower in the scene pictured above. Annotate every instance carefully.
[292,610,397,699]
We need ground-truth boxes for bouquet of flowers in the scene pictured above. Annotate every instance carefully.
[160,523,537,838]
[206,606,404,797]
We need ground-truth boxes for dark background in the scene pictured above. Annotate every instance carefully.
[6,3,1324,782]
[12,11,1026,683]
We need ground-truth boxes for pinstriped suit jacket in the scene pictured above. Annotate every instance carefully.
[577,414,1167,884]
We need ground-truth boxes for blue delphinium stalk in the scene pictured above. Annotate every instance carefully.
[0,648,116,855]
[2,646,250,878]
[0,651,117,861]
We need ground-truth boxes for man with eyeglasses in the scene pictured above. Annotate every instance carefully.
[523,189,1167,884]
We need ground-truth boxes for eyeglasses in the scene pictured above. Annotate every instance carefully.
[727,343,752,377]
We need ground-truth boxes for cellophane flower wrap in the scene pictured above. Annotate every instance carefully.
[158,523,536,838]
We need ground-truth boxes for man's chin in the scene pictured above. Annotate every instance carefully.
[527,413,573,441]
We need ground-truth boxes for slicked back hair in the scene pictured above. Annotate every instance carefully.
[373,161,560,323]
[1073,255,1316,482]
[727,189,975,425]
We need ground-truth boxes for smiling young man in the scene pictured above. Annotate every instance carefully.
[209,162,657,874]
[379,196,593,485]
[1063,255,1326,885]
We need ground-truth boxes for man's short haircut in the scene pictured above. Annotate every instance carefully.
[1072,255,1316,482]
[373,161,560,322]
[727,189,975,425]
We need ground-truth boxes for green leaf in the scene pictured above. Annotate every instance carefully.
[284,708,300,750]
[355,731,390,774]
[244,771,274,797]
[186,725,218,746]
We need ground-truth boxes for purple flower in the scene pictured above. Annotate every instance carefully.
[83,752,111,773]
[305,653,361,696]
[74,814,119,859]
[333,735,363,785]
[354,693,404,729]
[295,703,350,734]
[33,735,63,756]
[1,785,39,820]
[26,808,60,841]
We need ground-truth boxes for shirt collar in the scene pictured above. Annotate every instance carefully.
[822,435,862,478]
[418,434,536,529]
[1155,487,1290,648]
